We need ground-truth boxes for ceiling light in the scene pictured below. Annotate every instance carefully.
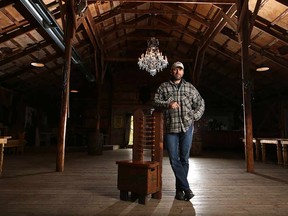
[31,62,45,67]
[20,0,80,64]
[70,89,79,93]
[31,48,44,68]
[256,52,269,72]
[256,66,269,72]
[138,37,168,76]
[21,0,95,82]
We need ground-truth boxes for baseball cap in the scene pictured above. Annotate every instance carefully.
[171,61,184,70]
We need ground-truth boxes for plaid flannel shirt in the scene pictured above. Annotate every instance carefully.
[154,79,205,133]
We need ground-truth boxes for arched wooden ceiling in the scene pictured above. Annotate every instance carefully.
[0,0,288,106]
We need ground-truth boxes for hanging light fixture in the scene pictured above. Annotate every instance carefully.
[256,65,269,72]
[31,48,44,68]
[256,52,269,72]
[31,62,45,68]
[138,37,168,76]
[70,89,79,93]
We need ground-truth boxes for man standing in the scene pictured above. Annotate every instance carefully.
[154,61,205,201]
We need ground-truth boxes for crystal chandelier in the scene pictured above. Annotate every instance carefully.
[138,37,168,76]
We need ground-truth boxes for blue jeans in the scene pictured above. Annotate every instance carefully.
[165,126,193,191]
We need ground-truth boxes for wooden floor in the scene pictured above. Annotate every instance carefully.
[1,147,288,216]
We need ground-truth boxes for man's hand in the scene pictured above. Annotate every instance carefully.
[169,101,180,109]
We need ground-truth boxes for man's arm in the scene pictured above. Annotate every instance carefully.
[154,84,175,109]
[192,89,205,121]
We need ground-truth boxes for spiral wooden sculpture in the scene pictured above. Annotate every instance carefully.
[116,108,163,204]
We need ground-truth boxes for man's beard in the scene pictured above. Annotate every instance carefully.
[171,75,182,81]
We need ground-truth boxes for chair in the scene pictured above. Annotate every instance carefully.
[116,108,163,204]
[5,132,26,154]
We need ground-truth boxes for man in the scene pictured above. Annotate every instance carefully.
[154,61,205,201]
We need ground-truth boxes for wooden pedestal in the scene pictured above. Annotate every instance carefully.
[116,160,160,204]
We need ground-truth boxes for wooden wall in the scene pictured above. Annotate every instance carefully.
[2,64,287,152]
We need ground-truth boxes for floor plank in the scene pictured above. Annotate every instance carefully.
[0,148,288,215]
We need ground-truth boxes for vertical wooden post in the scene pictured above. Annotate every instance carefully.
[0,143,4,175]
[152,110,163,199]
[239,0,254,172]
[133,108,144,161]
[87,81,103,155]
[192,47,205,87]
[56,0,75,172]
[87,50,103,155]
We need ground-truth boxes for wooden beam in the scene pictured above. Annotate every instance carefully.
[58,0,66,32]
[0,21,33,44]
[99,15,201,44]
[0,51,65,85]
[248,0,262,37]
[237,0,248,32]
[104,35,191,58]
[93,2,143,24]
[86,9,102,48]
[254,18,288,45]
[0,0,17,8]
[192,46,205,86]
[209,41,241,63]
[249,44,288,70]
[104,56,193,62]
[220,26,288,70]
[82,18,98,49]
[199,4,237,52]
[121,7,211,25]
[88,0,236,3]
[147,4,211,27]
[239,0,254,173]
[275,0,288,7]
[0,41,51,67]
[56,0,75,172]
[220,10,237,32]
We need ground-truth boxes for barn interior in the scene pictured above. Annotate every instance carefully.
[1,0,288,155]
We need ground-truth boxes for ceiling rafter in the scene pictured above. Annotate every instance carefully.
[0,22,35,44]
[98,14,149,38]
[276,0,288,7]
[254,16,288,45]
[0,41,51,66]
[93,2,143,24]
[220,26,288,70]
[165,3,212,29]
[1,0,287,105]
[88,0,237,3]
[199,4,237,52]
[0,44,61,82]
[0,0,18,8]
